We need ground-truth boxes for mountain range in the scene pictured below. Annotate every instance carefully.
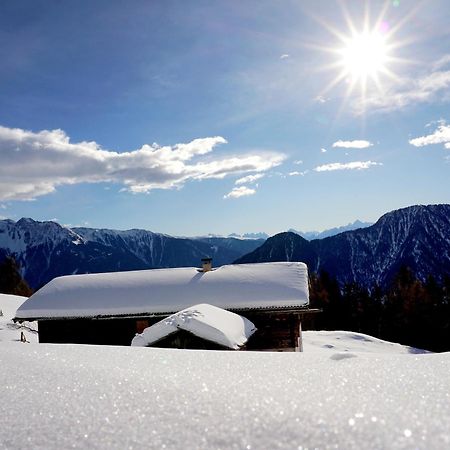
[221,221,373,241]
[1,204,449,291]
[0,219,263,289]
[288,220,373,240]
[235,204,450,289]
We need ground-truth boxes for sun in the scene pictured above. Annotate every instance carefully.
[339,31,389,82]
[313,2,412,111]
[318,22,397,111]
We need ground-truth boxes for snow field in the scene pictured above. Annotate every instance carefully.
[1,343,449,449]
[1,294,449,449]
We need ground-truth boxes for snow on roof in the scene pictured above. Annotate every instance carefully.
[15,262,309,320]
[131,303,257,349]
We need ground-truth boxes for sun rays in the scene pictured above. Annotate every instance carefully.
[314,1,417,114]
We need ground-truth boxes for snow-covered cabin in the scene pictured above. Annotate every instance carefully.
[14,262,318,351]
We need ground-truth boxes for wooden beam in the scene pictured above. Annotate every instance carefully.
[297,320,303,353]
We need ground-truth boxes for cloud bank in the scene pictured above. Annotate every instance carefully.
[0,125,285,201]
[314,161,382,172]
[409,123,450,148]
[332,140,373,149]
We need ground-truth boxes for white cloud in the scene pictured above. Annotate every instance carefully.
[409,123,450,148]
[425,118,446,128]
[235,173,264,185]
[280,54,290,60]
[321,148,327,153]
[314,161,382,172]
[288,170,308,176]
[332,140,373,149]
[293,160,303,165]
[360,56,450,113]
[433,55,450,70]
[314,95,328,103]
[0,125,285,201]
[223,186,256,199]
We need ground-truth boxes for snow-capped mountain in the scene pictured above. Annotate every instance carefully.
[228,232,270,240]
[235,204,450,288]
[227,222,373,241]
[0,219,264,289]
[288,220,373,240]
[2,204,449,290]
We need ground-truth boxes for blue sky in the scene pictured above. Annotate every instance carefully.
[0,0,449,235]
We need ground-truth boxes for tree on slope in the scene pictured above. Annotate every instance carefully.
[0,257,33,297]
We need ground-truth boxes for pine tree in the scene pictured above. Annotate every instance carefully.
[0,257,33,297]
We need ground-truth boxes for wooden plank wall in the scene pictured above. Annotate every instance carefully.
[243,312,302,351]
[38,310,313,350]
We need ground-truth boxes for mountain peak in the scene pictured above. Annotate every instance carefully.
[235,204,450,288]
[289,219,373,240]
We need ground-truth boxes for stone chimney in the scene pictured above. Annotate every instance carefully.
[201,257,212,272]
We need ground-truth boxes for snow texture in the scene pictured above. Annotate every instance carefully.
[3,295,449,450]
[15,262,309,319]
[131,303,256,349]
[1,342,449,449]
[0,293,37,343]
[302,330,430,354]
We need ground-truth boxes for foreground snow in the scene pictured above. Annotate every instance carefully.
[1,343,449,449]
[1,294,449,449]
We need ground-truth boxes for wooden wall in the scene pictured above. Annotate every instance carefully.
[38,309,316,351]
[243,312,302,351]
[38,316,160,346]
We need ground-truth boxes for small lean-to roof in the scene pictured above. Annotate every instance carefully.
[131,303,257,350]
[15,262,309,320]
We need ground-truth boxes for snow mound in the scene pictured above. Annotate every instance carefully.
[0,293,37,343]
[131,303,256,349]
[303,330,429,354]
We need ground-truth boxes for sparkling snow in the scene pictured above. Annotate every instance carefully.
[1,295,449,450]
[131,303,256,349]
[302,330,430,355]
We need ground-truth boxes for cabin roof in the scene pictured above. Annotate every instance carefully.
[131,303,257,350]
[15,262,309,321]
